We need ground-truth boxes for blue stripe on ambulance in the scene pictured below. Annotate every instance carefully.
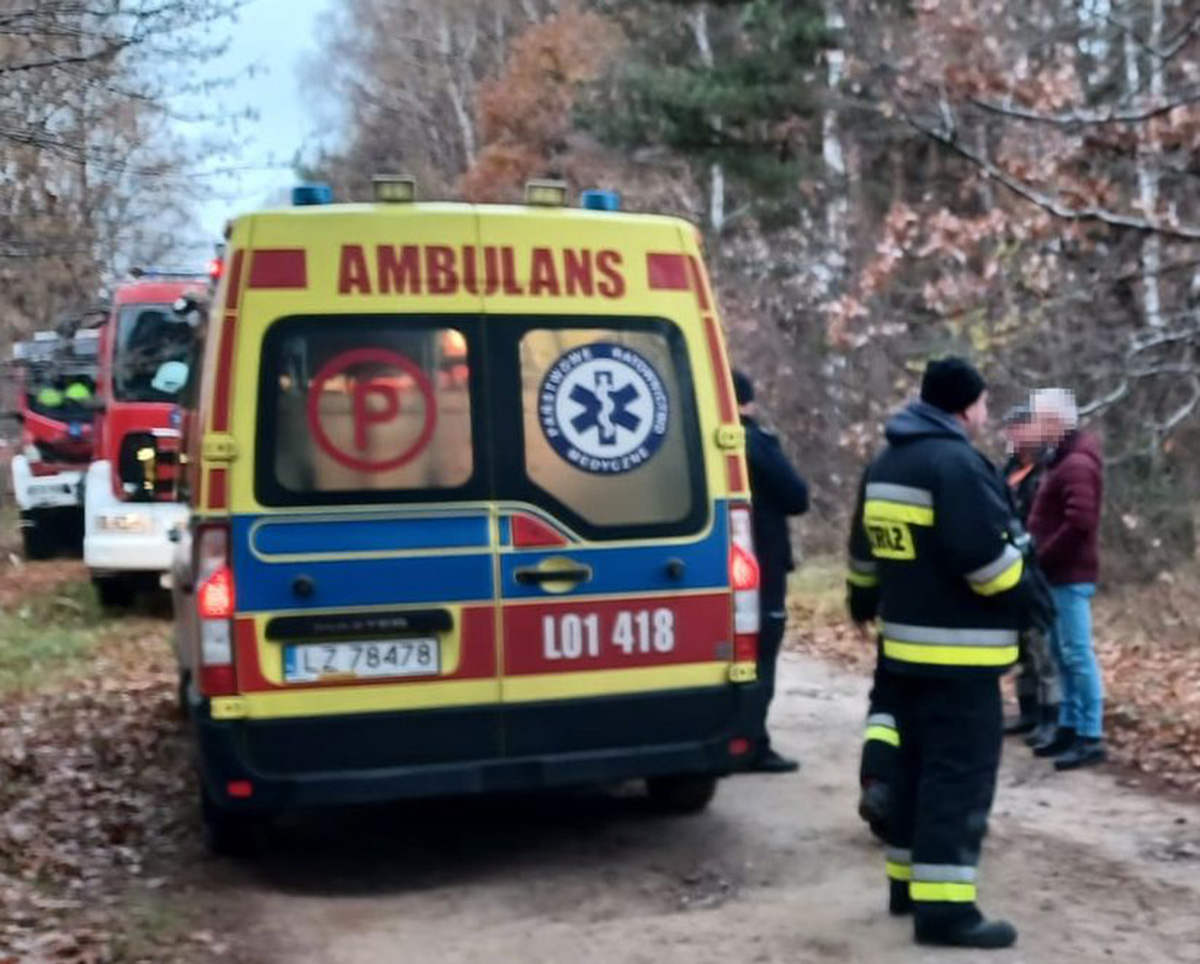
[250,513,491,556]
[500,502,729,598]
[230,516,494,612]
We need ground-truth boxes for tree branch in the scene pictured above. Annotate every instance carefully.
[970,86,1200,127]
[901,108,1200,242]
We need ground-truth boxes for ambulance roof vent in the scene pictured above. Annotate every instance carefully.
[581,189,620,212]
[525,179,567,207]
[373,174,416,203]
[292,183,333,206]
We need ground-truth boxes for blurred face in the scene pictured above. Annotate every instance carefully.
[959,391,989,436]
[1005,419,1037,455]
[1032,410,1069,446]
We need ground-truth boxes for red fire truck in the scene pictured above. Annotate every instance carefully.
[84,271,205,607]
[7,324,100,558]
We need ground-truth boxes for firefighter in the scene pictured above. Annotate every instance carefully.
[847,357,1052,950]
[734,370,809,773]
[64,379,93,405]
[36,383,65,410]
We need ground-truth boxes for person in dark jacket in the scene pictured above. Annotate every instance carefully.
[847,357,1053,950]
[735,370,809,774]
[1027,388,1106,771]
[1000,406,1060,744]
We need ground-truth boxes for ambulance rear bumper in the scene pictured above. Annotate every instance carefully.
[194,684,764,812]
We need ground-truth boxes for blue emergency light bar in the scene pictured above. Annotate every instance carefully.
[581,190,621,212]
[293,183,334,206]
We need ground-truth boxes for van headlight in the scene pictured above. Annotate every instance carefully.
[97,513,152,533]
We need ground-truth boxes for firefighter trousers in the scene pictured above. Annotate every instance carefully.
[884,672,1003,926]
[861,659,900,790]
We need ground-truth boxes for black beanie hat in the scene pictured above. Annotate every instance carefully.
[920,357,986,414]
[732,370,755,406]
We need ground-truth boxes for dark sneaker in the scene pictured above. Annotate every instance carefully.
[916,917,1018,949]
[1033,726,1076,758]
[889,880,913,916]
[748,749,800,774]
[1054,738,1107,771]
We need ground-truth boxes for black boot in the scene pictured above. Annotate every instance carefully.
[1033,725,1076,758]
[1003,693,1038,736]
[1025,704,1060,748]
[889,880,913,916]
[916,914,1018,949]
[858,780,889,841]
[1054,737,1107,771]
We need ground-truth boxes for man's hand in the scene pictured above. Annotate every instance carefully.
[853,621,875,646]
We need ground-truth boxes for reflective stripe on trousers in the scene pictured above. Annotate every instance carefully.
[910,863,978,903]
[865,712,900,747]
[882,621,1018,668]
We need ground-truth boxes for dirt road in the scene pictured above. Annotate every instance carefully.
[210,653,1200,964]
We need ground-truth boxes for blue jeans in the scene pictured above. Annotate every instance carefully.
[1049,584,1103,738]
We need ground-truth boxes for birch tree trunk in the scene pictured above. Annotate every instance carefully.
[822,2,849,276]
[1126,0,1165,327]
[687,5,724,234]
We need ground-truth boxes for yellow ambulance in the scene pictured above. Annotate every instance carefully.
[170,179,764,851]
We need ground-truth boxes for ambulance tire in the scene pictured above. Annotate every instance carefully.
[201,790,269,858]
[94,576,136,610]
[645,774,718,814]
[20,512,55,560]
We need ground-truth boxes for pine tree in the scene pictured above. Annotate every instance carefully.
[585,0,827,229]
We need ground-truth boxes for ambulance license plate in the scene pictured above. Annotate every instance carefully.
[283,639,440,683]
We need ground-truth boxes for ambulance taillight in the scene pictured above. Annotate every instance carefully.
[195,523,237,696]
[729,504,761,666]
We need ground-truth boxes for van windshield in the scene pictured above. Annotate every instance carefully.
[113,305,194,403]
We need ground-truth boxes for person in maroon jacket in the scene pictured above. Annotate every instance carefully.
[1026,388,1106,770]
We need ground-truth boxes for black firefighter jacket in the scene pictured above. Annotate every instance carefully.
[743,416,810,615]
[846,401,1036,678]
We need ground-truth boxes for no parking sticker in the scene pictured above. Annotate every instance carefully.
[306,347,437,472]
[539,342,669,475]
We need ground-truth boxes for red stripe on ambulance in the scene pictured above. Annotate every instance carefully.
[703,316,736,424]
[503,594,732,676]
[247,248,308,289]
[646,252,691,291]
[207,467,228,510]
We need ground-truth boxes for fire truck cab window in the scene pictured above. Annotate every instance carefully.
[113,305,193,403]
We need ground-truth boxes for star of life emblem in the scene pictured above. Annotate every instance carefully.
[538,342,670,475]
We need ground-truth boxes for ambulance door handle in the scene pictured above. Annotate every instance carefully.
[514,565,592,586]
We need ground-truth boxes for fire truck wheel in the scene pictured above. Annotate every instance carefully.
[645,774,719,815]
[20,512,55,560]
[93,576,136,610]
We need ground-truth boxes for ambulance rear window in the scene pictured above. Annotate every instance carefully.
[504,319,706,536]
[255,316,480,506]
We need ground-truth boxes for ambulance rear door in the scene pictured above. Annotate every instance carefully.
[478,213,743,760]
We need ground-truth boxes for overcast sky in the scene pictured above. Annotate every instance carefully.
[179,0,333,255]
